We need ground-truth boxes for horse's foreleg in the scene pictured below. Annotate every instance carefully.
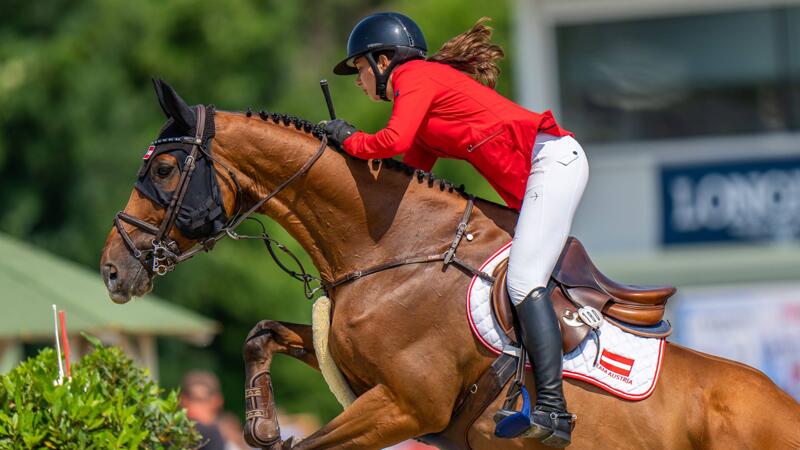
[245,319,318,369]
[243,320,318,450]
[291,383,428,450]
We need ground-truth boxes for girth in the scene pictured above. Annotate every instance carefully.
[424,238,675,449]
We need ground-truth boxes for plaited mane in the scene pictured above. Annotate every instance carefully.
[240,108,515,211]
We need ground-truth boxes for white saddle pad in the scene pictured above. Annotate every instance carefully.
[467,242,666,400]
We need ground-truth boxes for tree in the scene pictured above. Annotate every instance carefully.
[0,0,512,422]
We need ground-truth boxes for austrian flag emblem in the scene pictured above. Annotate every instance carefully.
[598,349,634,377]
[143,145,155,160]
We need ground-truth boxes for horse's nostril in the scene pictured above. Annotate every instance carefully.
[104,263,118,281]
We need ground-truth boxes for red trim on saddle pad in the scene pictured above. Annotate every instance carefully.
[466,241,512,353]
[567,340,665,401]
[466,241,666,401]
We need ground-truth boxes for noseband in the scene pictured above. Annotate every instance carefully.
[114,106,490,300]
[114,105,328,276]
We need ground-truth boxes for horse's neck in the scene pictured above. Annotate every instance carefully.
[212,112,469,281]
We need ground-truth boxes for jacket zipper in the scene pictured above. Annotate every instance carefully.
[466,129,504,153]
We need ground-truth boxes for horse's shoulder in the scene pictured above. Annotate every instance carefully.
[473,198,518,236]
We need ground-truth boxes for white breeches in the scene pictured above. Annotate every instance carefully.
[506,134,589,306]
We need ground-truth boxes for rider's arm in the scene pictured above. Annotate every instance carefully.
[343,74,437,159]
[402,147,437,172]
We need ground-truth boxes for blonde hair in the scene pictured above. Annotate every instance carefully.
[427,17,505,89]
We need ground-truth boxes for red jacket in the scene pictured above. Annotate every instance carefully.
[343,59,572,210]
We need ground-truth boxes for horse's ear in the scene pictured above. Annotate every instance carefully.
[152,78,196,130]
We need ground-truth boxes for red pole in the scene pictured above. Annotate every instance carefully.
[58,310,71,378]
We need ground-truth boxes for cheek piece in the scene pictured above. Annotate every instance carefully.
[134,112,227,241]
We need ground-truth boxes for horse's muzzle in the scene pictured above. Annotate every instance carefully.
[102,262,129,304]
[101,256,153,304]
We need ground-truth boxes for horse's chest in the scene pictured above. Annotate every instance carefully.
[326,297,417,387]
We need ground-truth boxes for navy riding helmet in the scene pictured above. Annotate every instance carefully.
[333,12,427,101]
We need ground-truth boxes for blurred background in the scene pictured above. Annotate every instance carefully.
[1,0,798,446]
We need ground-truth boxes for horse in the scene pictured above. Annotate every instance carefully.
[100,81,800,449]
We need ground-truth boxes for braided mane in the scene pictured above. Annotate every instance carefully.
[240,108,487,198]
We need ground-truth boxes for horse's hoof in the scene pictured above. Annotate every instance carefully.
[243,328,273,363]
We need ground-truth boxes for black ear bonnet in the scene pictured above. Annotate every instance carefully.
[134,105,228,240]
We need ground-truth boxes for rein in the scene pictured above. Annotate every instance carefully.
[232,190,495,299]
[115,106,493,297]
[114,104,327,277]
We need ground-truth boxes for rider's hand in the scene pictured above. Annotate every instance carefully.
[322,119,357,149]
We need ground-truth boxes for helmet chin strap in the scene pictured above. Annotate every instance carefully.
[365,52,393,101]
[365,48,423,101]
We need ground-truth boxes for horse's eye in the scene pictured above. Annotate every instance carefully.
[155,165,174,178]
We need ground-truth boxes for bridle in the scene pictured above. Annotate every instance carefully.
[114,105,328,278]
[114,105,491,299]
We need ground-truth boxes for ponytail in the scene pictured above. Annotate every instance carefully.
[427,17,504,89]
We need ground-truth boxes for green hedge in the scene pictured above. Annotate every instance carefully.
[0,338,200,449]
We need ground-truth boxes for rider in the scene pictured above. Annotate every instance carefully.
[323,13,588,447]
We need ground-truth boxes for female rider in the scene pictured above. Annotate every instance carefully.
[323,13,588,448]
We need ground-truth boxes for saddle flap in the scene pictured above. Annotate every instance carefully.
[490,259,589,353]
[489,238,672,337]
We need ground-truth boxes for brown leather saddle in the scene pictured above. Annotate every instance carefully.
[491,237,674,353]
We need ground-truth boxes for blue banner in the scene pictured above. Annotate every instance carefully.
[660,157,800,245]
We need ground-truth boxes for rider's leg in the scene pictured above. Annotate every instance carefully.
[505,134,588,446]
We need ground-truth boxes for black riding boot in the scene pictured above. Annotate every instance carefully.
[515,286,575,448]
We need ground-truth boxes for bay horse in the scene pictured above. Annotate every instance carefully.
[100,81,800,449]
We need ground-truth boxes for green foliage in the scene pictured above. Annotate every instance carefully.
[1,0,512,424]
[0,344,200,450]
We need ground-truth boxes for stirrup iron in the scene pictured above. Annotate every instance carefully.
[494,346,532,439]
[578,305,603,329]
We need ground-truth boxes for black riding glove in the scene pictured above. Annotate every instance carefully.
[323,119,357,149]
